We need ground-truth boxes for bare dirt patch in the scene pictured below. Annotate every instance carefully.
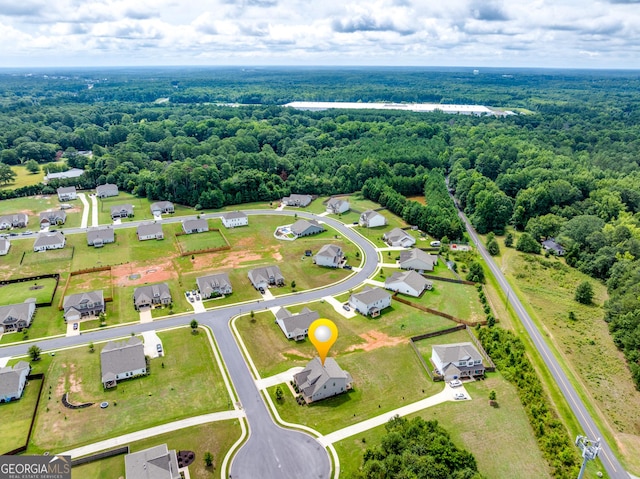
[272,251,283,261]
[112,261,177,286]
[68,364,82,394]
[280,348,313,361]
[347,330,405,352]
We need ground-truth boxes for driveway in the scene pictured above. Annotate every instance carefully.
[66,322,80,337]
[77,193,90,229]
[139,308,153,323]
[90,194,99,226]
[142,330,162,358]
[322,295,356,318]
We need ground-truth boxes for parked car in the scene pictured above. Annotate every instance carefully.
[449,379,462,388]
[73,323,78,330]
[454,393,466,400]
[156,344,163,353]
[196,294,201,300]
[343,304,350,311]
[188,296,194,302]
[430,240,441,247]
[258,287,265,294]
[343,264,353,270]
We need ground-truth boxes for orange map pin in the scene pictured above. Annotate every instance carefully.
[308,318,338,366]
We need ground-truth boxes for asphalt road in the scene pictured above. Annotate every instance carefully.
[453,203,629,478]
[0,209,380,479]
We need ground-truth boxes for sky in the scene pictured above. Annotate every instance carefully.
[0,0,639,69]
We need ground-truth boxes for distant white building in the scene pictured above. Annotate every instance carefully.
[45,168,85,184]
[0,238,10,256]
[348,287,392,317]
[33,232,66,252]
[57,186,77,201]
[221,211,248,228]
[399,248,438,272]
[96,183,119,198]
[359,210,386,228]
[385,270,433,297]
[383,228,416,248]
[314,244,344,268]
[326,198,350,215]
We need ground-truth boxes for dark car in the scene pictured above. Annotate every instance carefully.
[343,265,353,270]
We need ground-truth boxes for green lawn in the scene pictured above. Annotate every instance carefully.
[0,377,43,454]
[65,270,113,296]
[22,247,74,267]
[72,420,242,479]
[96,193,196,224]
[27,327,232,452]
[2,165,45,189]
[175,228,229,253]
[0,277,58,305]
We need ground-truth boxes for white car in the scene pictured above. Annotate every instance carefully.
[449,380,462,388]
[454,393,466,400]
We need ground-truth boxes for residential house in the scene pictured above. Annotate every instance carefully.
[293,357,353,404]
[290,219,325,237]
[314,244,344,268]
[221,211,248,228]
[385,270,433,297]
[0,213,28,229]
[133,283,172,310]
[39,210,66,229]
[87,226,115,247]
[542,238,565,256]
[248,265,285,290]
[100,337,147,388]
[326,198,350,214]
[57,186,77,201]
[359,210,386,228]
[63,290,105,322]
[431,342,486,381]
[150,201,175,215]
[383,227,416,248]
[44,168,84,184]
[136,223,164,241]
[196,273,232,298]
[0,238,10,256]
[275,306,320,340]
[282,194,313,207]
[348,287,392,317]
[33,231,66,252]
[182,218,209,234]
[0,361,31,403]
[399,248,438,272]
[111,204,134,219]
[96,183,119,198]
[0,301,36,333]
[124,444,180,479]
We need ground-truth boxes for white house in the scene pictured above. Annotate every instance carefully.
[150,201,175,215]
[282,194,313,207]
[290,219,325,237]
[399,248,438,272]
[383,228,416,248]
[0,238,9,256]
[359,210,386,228]
[33,232,66,252]
[385,270,433,297]
[275,306,320,341]
[326,198,350,214]
[100,337,147,388]
[96,183,119,198]
[57,186,77,201]
[45,168,84,184]
[0,301,36,333]
[293,357,353,404]
[348,287,392,317]
[431,342,486,381]
[221,211,248,228]
[136,223,164,241]
[314,244,344,268]
[0,361,31,403]
[182,218,209,234]
[0,213,28,229]
[87,227,115,247]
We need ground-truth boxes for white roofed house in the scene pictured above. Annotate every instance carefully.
[95,183,119,198]
[293,357,353,404]
[275,306,320,341]
[39,210,66,229]
[0,361,31,403]
[87,226,115,247]
[431,342,486,381]
[136,223,164,241]
[45,168,84,184]
[196,273,232,298]
[133,283,172,310]
[348,287,392,317]
[314,244,344,268]
[282,194,313,207]
[0,301,36,333]
[385,270,433,297]
[63,290,105,322]
[221,211,248,228]
[399,248,438,272]
[100,337,147,388]
[326,198,350,215]
[56,186,77,201]
[248,265,285,290]
[290,219,325,238]
[33,231,66,252]
[383,228,416,248]
[182,218,209,234]
[359,210,386,228]
[0,238,10,256]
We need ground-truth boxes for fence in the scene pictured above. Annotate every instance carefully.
[394,295,489,326]
[3,373,45,456]
[0,274,60,307]
[71,446,130,467]
[59,266,114,310]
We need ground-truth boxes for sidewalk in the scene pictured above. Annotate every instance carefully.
[255,367,304,390]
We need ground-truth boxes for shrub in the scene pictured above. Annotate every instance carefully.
[575,281,594,305]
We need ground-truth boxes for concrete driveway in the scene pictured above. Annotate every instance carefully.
[322,295,356,318]
[66,322,80,337]
[139,308,153,323]
[142,330,162,358]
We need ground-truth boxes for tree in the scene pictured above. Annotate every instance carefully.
[190,319,199,333]
[516,232,541,254]
[504,232,514,248]
[275,385,284,402]
[486,238,500,256]
[203,451,214,468]
[489,390,496,401]
[28,345,41,362]
[24,159,40,174]
[98,311,106,326]
[466,261,485,283]
[575,281,594,305]
[88,342,95,353]
[291,280,296,290]
[0,164,17,185]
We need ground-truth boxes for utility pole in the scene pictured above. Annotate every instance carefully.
[575,435,601,479]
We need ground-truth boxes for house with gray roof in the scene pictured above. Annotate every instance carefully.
[290,219,325,237]
[150,201,174,215]
[100,337,147,388]
[96,183,119,198]
[431,342,485,381]
[124,444,180,479]
[293,357,353,404]
[385,270,433,297]
[0,213,28,229]
[275,306,320,341]
[282,194,313,207]
[57,186,77,201]
[87,226,115,247]
[314,244,344,268]
[0,301,36,333]
[542,237,565,256]
[46,168,85,184]
[111,204,134,219]
[0,238,10,256]
[359,210,386,228]
[63,290,105,322]
[182,218,209,234]
[33,231,66,252]
[133,283,172,310]
[383,227,416,248]
[248,265,284,290]
[326,197,350,215]
[399,248,438,272]
[348,287,392,317]
[136,223,163,241]
[0,361,31,403]
[196,273,232,298]
[39,210,66,229]
[221,211,248,228]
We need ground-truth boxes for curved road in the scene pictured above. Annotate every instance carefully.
[0,209,380,479]
[454,204,629,478]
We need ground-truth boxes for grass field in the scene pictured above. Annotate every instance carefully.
[72,420,242,479]
[0,277,58,306]
[22,246,75,266]
[26,327,231,452]
[96,193,195,224]
[1,165,45,189]
[175,228,229,253]
[65,270,112,296]
[0,377,43,454]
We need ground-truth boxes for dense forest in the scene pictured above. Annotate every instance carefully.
[1,67,640,388]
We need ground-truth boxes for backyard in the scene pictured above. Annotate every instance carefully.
[0,376,43,454]
[0,277,58,306]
